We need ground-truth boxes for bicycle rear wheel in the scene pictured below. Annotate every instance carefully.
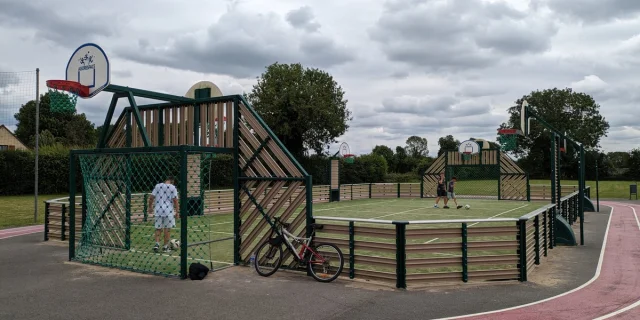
[307,243,344,283]
[254,240,283,277]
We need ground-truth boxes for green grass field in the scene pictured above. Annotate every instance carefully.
[530,179,635,199]
[0,194,66,229]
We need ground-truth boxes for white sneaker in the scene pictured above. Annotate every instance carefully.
[163,245,171,253]
[434,204,438,208]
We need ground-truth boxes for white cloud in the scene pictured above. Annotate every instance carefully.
[0,0,638,156]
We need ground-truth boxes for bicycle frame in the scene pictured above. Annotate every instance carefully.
[278,224,326,265]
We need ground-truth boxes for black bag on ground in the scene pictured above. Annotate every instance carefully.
[188,262,209,280]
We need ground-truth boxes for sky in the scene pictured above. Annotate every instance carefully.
[0,0,639,156]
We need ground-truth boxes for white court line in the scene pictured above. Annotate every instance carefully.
[592,205,640,320]
[315,200,398,212]
[372,204,435,219]
[424,204,529,244]
[434,204,615,320]
[594,299,640,319]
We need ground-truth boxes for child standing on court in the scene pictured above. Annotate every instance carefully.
[448,177,463,209]
[148,176,180,252]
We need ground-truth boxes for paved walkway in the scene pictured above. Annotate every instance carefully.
[0,225,42,240]
[442,202,640,319]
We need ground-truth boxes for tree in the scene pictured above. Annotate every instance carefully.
[607,151,630,170]
[14,93,98,148]
[247,63,352,158]
[405,136,429,158]
[500,88,610,177]
[628,148,640,180]
[437,135,460,156]
[372,145,395,171]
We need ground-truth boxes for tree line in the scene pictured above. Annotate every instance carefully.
[2,63,637,195]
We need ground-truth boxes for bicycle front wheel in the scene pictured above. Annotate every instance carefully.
[254,240,283,277]
[307,243,344,283]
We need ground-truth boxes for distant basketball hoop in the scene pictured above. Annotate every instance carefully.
[458,140,480,161]
[498,129,523,151]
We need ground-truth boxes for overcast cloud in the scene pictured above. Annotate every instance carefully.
[0,0,638,156]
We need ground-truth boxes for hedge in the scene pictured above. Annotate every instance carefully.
[0,150,390,195]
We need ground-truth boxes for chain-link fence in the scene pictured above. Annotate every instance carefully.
[72,149,234,277]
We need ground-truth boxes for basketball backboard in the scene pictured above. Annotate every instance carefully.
[521,100,529,136]
[458,140,480,154]
[339,142,351,157]
[66,43,110,99]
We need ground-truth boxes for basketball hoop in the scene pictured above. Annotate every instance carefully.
[343,154,355,164]
[46,80,89,113]
[462,152,472,161]
[497,129,522,151]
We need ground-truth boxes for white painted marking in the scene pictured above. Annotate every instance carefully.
[315,200,398,212]
[594,299,640,319]
[423,204,529,244]
[434,204,615,320]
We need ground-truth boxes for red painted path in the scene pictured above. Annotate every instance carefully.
[0,225,43,240]
[445,202,640,320]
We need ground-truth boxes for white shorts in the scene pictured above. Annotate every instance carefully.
[448,192,456,199]
[155,216,176,229]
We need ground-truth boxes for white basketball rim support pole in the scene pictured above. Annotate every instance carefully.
[34,68,40,223]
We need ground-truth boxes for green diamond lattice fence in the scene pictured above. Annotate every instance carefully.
[74,150,234,277]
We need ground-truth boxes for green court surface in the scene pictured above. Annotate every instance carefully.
[313,198,549,223]
[75,198,550,277]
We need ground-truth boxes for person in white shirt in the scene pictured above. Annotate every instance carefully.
[148,177,179,252]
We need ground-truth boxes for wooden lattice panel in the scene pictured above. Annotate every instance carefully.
[237,101,308,264]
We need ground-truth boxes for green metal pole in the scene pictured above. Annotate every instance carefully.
[233,99,241,265]
[68,152,77,260]
[305,175,314,237]
[125,155,132,250]
[97,94,121,148]
[462,223,468,282]
[179,148,189,279]
[394,221,407,289]
[349,221,355,279]
[596,162,600,212]
[518,219,527,281]
[579,146,585,245]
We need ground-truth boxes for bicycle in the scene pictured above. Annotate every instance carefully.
[253,216,344,283]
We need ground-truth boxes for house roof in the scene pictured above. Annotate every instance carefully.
[0,125,29,149]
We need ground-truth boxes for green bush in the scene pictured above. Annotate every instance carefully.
[384,172,420,183]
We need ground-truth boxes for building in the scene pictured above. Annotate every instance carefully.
[0,125,29,151]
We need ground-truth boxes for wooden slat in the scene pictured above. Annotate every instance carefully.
[406,257,461,268]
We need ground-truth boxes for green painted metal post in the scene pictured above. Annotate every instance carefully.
[68,152,76,260]
[394,221,408,289]
[97,94,120,148]
[534,215,540,264]
[179,148,189,279]
[420,178,424,198]
[44,202,50,241]
[579,146,585,245]
[369,183,372,199]
[596,162,600,212]
[233,99,241,265]
[397,183,401,198]
[125,155,132,250]
[497,152,501,200]
[125,110,132,147]
[543,209,548,256]
[305,175,314,238]
[550,135,557,207]
[127,92,151,147]
[462,223,468,282]
[143,193,148,222]
[518,219,527,281]
[349,221,355,279]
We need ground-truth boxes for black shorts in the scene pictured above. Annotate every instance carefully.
[437,189,447,197]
